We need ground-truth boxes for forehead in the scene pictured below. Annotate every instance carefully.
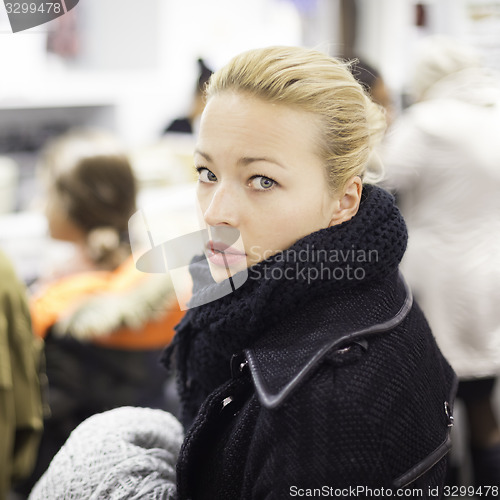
[197,92,321,158]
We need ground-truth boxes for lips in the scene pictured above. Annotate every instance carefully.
[207,240,246,255]
[206,240,246,267]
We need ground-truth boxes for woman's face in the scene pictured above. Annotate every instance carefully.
[195,92,359,281]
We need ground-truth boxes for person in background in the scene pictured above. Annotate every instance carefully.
[0,250,43,500]
[350,58,395,182]
[13,129,184,498]
[382,35,500,491]
[351,58,395,127]
[164,58,213,135]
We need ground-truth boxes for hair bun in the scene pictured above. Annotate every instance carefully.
[86,227,121,263]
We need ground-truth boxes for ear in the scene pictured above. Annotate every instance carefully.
[328,176,362,227]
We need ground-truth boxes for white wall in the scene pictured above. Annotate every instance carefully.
[2,0,499,146]
[354,0,500,96]
[0,0,303,147]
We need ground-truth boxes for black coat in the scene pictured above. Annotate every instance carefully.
[165,186,457,499]
[175,270,456,499]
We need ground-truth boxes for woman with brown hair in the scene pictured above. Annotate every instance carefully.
[15,129,183,498]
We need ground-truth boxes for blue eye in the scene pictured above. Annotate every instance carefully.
[197,167,217,183]
[250,175,276,191]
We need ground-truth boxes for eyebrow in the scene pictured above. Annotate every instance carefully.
[194,149,285,169]
[194,149,212,161]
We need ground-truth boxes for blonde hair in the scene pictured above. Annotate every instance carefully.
[206,46,386,192]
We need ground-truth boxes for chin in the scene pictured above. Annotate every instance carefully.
[207,259,248,283]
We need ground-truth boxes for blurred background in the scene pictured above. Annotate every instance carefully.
[0,0,499,280]
[1,2,500,497]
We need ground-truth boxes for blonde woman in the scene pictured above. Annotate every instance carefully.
[162,46,457,498]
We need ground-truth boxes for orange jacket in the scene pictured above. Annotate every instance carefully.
[30,257,184,350]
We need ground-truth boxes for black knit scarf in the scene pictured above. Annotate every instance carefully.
[162,185,408,427]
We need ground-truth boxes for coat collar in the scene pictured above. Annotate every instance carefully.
[244,271,413,409]
[163,186,410,427]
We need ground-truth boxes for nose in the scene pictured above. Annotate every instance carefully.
[201,183,239,227]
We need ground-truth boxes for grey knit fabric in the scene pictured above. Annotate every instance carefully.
[29,406,183,500]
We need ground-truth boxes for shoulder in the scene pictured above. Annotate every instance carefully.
[0,251,21,295]
[30,270,110,337]
[245,271,415,409]
[402,99,479,139]
[0,251,30,321]
[0,252,34,349]
[244,271,455,427]
[246,283,456,488]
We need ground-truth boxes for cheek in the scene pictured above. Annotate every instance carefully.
[281,193,330,232]
[244,203,310,259]
[45,202,60,237]
[47,212,70,240]
[196,186,208,210]
[46,207,84,242]
[253,193,332,250]
[195,188,213,225]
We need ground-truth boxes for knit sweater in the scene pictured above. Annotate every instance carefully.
[163,185,457,498]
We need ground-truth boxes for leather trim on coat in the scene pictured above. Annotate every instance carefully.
[393,434,452,489]
[392,376,458,489]
[245,271,414,410]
